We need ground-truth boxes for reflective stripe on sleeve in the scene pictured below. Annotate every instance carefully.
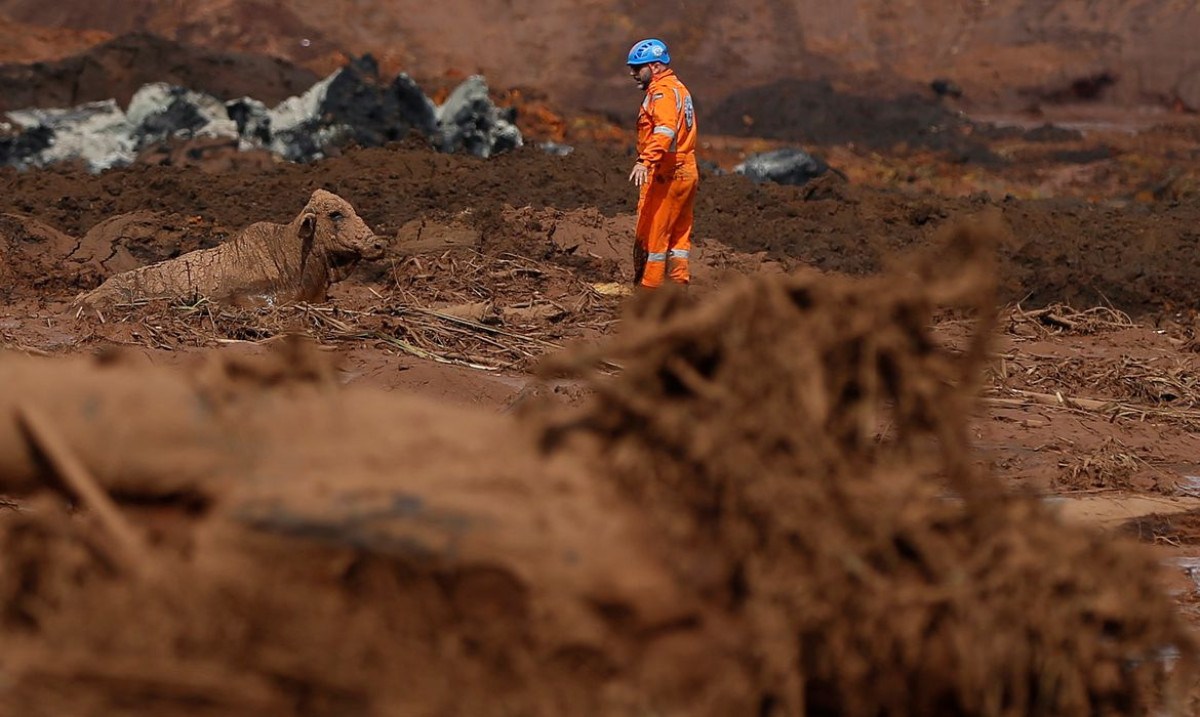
[646,252,667,262]
[652,126,676,138]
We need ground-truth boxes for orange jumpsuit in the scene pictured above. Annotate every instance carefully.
[634,68,698,288]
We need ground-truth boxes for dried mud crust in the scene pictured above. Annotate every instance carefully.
[0,222,1193,716]
[3,145,1200,314]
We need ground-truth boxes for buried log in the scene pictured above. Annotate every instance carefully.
[76,189,386,308]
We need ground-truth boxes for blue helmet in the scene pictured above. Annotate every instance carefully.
[627,38,670,66]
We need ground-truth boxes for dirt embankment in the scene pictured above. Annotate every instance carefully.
[0,32,319,113]
[0,12,110,64]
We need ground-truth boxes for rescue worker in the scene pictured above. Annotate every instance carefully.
[626,38,698,289]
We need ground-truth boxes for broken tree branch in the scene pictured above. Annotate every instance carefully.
[16,404,156,580]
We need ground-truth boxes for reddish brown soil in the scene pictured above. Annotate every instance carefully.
[4,14,1200,714]
[0,12,110,64]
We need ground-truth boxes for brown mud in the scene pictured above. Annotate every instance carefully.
[0,225,1193,716]
[3,143,1200,314]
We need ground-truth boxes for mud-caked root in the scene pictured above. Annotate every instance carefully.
[77,190,386,307]
[540,218,1195,716]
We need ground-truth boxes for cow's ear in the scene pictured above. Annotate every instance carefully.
[300,212,316,239]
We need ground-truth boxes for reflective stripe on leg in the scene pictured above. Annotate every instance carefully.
[640,256,666,288]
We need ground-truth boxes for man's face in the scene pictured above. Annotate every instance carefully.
[629,63,653,91]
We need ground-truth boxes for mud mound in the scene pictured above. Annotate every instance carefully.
[707,79,1085,163]
[74,210,223,275]
[0,213,77,293]
[0,13,110,64]
[0,32,318,114]
[0,210,226,295]
[135,135,280,172]
[709,79,999,161]
[0,144,635,238]
[486,205,633,277]
[539,220,1194,715]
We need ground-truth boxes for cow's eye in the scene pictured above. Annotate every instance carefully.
[329,211,344,221]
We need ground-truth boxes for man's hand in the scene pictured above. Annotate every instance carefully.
[628,162,650,187]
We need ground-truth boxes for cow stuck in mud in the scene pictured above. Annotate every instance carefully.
[78,190,386,307]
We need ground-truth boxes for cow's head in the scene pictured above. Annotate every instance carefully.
[298,190,387,280]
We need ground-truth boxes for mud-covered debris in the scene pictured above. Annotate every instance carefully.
[2,84,239,171]
[254,55,438,163]
[930,78,963,99]
[0,57,519,171]
[538,141,573,156]
[734,147,830,186]
[433,75,523,158]
[6,100,137,171]
[125,83,238,147]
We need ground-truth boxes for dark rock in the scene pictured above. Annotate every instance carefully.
[226,98,272,144]
[1050,146,1114,164]
[1024,123,1084,143]
[0,124,53,167]
[930,79,963,99]
[389,74,438,137]
[317,55,437,149]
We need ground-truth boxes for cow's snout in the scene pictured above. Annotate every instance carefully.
[359,234,387,260]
